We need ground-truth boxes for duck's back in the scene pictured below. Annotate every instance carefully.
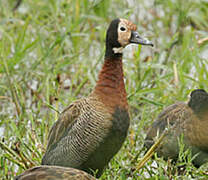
[145,102,190,159]
[14,165,96,180]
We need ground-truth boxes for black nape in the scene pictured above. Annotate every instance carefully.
[105,18,122,59]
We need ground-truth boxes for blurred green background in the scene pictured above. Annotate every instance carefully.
[0,0,208,179]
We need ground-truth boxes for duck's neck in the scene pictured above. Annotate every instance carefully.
[92,56,128,110]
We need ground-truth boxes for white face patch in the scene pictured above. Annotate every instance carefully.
[111,19,137,53]
[117,21,131,47]
[118,22,127,33]
[113,47,124,54]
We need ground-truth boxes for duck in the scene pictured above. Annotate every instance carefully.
[41,18,153,177]
[14,165,96,180]
[145,89,208,167]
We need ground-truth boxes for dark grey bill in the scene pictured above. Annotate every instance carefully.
[130,31,153,47]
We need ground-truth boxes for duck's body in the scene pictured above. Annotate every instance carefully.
[14,165,96,180]
[41,62,129,176]
[41,18,153,177]
[145,89,208,167]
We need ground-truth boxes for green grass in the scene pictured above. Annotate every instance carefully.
[0,0,208,179]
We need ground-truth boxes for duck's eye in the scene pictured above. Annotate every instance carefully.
[120,27,126,31]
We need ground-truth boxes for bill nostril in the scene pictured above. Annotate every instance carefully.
[136,35,141,39]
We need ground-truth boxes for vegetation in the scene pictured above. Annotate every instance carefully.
[0,0,208,179]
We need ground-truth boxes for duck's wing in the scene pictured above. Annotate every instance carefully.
[46,100,81,152]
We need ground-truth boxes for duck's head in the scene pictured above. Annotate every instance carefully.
[188,89,208,116]
[105,18,153,58]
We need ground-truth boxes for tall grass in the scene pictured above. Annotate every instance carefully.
[0,0,208,179]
